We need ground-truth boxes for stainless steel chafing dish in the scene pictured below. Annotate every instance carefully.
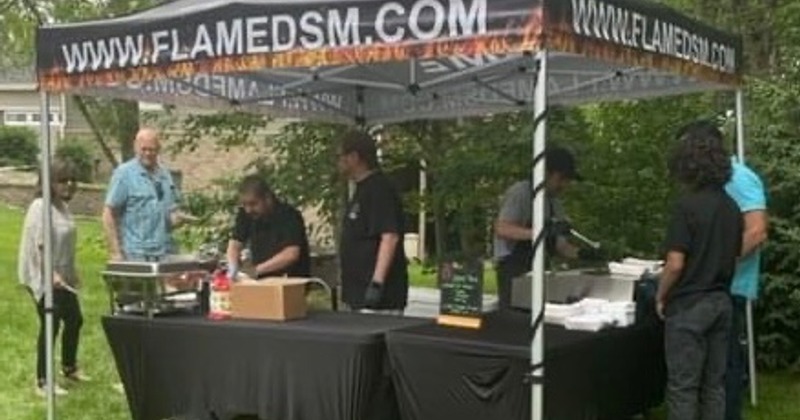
[510,269,638,310]
[102,255,218,318]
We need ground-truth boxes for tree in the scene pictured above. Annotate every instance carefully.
[739,72,800,370]
[163,112,349,251]
[566,96,719,257]
[659,0,800,369]
[378,109,591,262]
[4,0,155,167]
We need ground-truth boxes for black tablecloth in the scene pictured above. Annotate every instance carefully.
[385,312,665,420]
[103,312,428,420]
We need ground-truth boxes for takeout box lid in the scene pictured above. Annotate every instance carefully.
[234,278,309,287]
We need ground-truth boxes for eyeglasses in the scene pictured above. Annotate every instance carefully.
[240,199,259,208]
[154,181,164,201]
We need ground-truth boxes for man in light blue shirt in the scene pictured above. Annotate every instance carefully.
[724,155,768,420]
[102,128,188,261]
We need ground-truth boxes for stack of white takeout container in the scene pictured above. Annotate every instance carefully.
[607,257,663,277]
[542,256,660,331]
[553,298,636,332]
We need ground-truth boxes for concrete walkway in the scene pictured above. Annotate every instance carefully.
[404,287,499,318]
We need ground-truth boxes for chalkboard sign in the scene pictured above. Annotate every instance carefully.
[437,260,483,329]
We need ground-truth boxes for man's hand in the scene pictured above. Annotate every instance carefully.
[254,247,301,278]
[364,281,384,308]
[550,220,573,237]
[24,286,37,304]
[102,206,124,262]
[226,263,239,282]
[171,211,199,228]
[53,272,66,289]
[656,299,666,320]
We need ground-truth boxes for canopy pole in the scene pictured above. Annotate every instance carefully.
[418,159,427,262]
[39,91,56,420]
[735,90,746,160]
[529,50,549,420]
[355,86,366,127]
[735,89,758,407]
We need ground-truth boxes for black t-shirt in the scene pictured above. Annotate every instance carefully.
[231,202,311,278]
[663,188,743,303]
[340,172,408,309]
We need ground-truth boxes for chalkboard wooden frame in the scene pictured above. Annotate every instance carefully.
[436,259,484,329]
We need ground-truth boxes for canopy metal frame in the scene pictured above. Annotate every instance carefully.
[64,52,733,126]
[36,68,757,420]
[33,1,751,419]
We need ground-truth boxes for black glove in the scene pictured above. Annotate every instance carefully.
[578,247,607,262]
[550,220,573,237]
[364,281,384,308]
[546,220,572,253]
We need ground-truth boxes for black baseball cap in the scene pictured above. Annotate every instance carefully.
[546,146,582,181]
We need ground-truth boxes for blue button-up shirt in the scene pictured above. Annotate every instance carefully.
[105,158,180,260]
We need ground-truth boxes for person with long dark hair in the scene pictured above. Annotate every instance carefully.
[18,159,90,396]
[657,123,743,420]
[670,121,769,420]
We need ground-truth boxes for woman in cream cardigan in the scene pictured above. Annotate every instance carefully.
[18,159,90,396]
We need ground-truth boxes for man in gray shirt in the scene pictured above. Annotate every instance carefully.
[493,146,590,309]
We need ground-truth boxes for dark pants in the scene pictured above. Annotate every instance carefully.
[36,288,83,384]
[210,414,260,420]
[495,258,524,310]
[725,296,747,420]
[665,292,732,420]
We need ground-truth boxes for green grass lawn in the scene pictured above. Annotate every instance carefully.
[0,205,129,420]
[0,205,796,419]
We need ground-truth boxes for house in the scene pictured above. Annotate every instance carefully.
[0,65,269,191]
[0,66,423,255]
[0,66,82,146]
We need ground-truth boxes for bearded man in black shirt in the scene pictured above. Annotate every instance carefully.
[226,175,311,280]
[336,130,408,315]
[657,123,743,420]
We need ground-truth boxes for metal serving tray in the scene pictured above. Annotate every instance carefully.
[510,269,638,309]
[101,256,216,318]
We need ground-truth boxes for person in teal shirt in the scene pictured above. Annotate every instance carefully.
[724,155,768,420]
[102,128,192,261]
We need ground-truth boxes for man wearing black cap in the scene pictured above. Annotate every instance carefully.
[337,130,408,315]
[493,146,597,310]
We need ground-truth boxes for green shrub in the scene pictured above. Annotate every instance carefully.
[0,126,38,167]
[173,178,240,253]
[746,77,800,371]
[55,140,95,183]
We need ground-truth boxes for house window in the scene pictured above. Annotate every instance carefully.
[3,110,61,126]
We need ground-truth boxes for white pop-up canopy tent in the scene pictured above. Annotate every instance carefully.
[35,0,751,419]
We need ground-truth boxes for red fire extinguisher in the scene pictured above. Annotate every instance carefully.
[208,270,232,320]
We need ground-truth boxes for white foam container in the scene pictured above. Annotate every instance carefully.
[602,301,636,327]
[564,314,609,332]
[545,302,583,325]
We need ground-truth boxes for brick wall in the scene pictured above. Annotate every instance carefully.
[161,137,256,192]
[158,137,333,247]
[0,127,333,245]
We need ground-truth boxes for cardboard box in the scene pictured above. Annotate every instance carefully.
[230,278,308,321]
